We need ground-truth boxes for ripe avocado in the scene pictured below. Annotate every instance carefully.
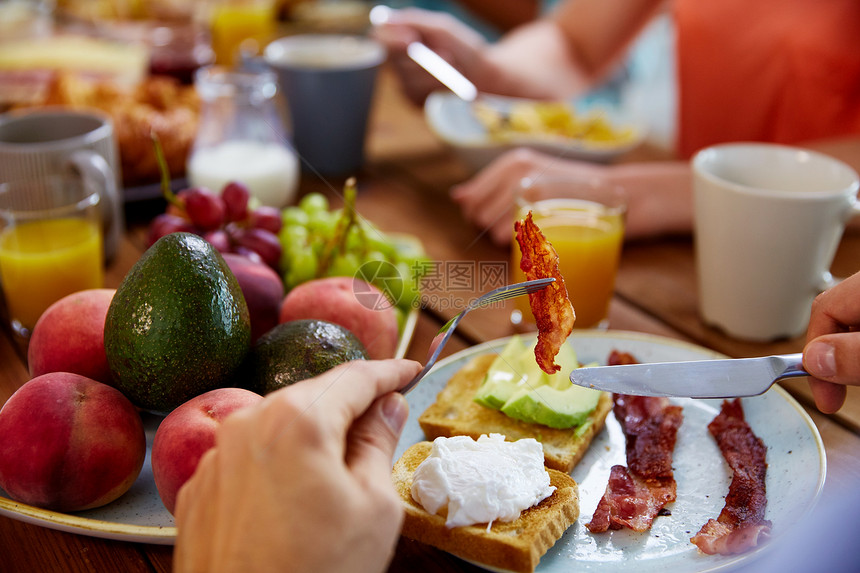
[238,319,369,395]
[104,232,251,413]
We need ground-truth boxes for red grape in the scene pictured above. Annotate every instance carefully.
[165,197,187,219]
[147,213,197,247]
[249,206,282,234]
[183,187,226,230]
[232,227,282,268]
[232,246,264,265]
[203,228,231,253]
[221,181,250,222]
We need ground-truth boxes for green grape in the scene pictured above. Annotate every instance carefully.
[365,236,396,259]
[285,251,318,289]
[345,227,367,252]
[308,235,327,258]
[279,224,309,249]
[363,250,387,266]
[327,253,360,278]
[371,270,404,309]
[307,209,338,235]
[391,237,426,265]
[299,193,328,214]
[277,185,426,309]
[279,249,294,275]
[281,207,309,228]
[395,261,421,310]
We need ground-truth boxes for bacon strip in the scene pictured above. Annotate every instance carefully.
[587,389,683,533]
[514,211,575,374]
[691,399,771,555]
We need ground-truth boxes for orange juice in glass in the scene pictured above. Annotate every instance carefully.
[511,178,626,329]
[210,0,276,66]
[0,176,105,337]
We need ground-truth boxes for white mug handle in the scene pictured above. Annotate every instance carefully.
[817,198,860,292]
[68,150,124,264]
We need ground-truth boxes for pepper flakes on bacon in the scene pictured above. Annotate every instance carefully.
[514,211,576,374]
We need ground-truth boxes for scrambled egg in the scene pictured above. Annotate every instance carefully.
[474,101,636,146]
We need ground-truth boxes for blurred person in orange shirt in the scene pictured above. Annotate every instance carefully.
[375,0,860,243]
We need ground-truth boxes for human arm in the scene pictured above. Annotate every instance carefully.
[803,272,860,414]
[173,359,421,573]
[455,0,540,32]
[484,0,666,98]
[450,148,693,245]
[374,0,665,105]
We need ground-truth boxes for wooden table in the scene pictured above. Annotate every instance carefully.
[1,68,859,573]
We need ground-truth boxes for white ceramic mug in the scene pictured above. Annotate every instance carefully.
[692,142,860,341]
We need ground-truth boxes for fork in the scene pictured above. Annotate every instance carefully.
[370,6,480,103]
[399,277,555,395]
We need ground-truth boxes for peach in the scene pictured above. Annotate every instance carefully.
[27,288,116,384]
[151,387,262,514]
[222,253,285,342]
[0,372,146,512]
[279,276,399,359]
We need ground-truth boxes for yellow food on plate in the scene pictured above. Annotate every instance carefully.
[474,100,636,146]
[0,36,148,86]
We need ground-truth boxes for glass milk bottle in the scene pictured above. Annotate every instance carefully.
[187,66,299,208]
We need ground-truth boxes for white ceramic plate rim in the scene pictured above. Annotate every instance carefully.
[395,330,826,573]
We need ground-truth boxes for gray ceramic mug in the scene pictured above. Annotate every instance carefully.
[264,34,385,176]
[0,108,124,262]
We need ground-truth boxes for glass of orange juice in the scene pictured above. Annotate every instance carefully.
[209,0,277,67]
[511,176,626,330]
[0,175,105,338]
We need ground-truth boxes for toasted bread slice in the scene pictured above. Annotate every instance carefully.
[393,441,579,573]
[418,353,612,473]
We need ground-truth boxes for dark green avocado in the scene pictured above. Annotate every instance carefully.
[104,232,251,413]
[239,319,368,395]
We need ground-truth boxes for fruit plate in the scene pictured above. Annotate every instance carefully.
[0,306,418,544]
[395,330,826,573]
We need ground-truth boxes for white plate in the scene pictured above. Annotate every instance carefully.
[395,330,826,573]
[424,92,645,172]
[0,307,420,545]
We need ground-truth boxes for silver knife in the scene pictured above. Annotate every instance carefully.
[569,353,807,398]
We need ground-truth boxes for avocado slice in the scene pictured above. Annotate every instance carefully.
[500,384,601,429]
[544,341,580,390]
[473,335,530,409]
[474,336,600,429]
